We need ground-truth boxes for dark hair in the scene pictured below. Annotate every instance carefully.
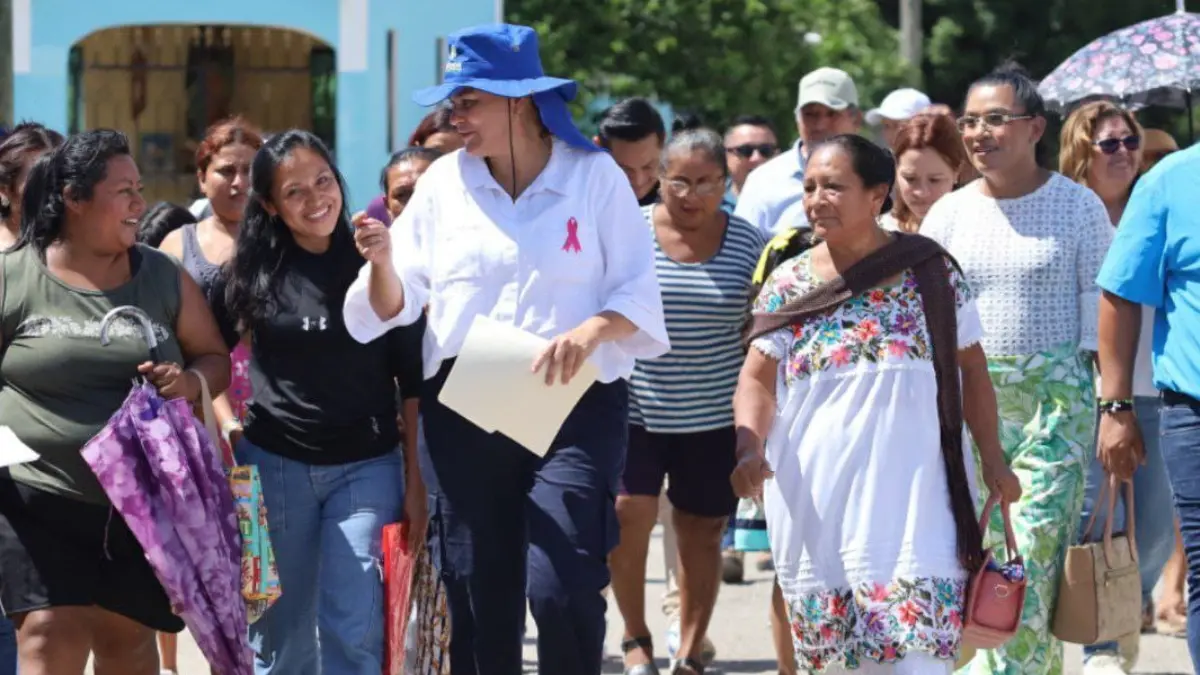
[596,98,666,147]
[810,134,895,214]
[379,147,443,191]
[196,116,264,174]
[967,60,1046,118]
[137,201,197,247]
[0,122,64,220]
[660,128,728,176]
[407,105,456,147]
[671,112,704,135]
[225,130,355,329]
[17,129,132,253]
[725,114,777,139]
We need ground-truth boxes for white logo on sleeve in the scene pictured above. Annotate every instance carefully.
[302,316,328,332]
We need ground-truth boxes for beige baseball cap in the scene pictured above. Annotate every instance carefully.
[796,67,859,112]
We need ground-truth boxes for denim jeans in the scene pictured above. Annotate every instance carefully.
[0,617,15,675]
[235,438,404,675]
[1080,397,1176,660]
[1159,391,1200,672]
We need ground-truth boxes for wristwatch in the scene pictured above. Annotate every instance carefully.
[1097,398,1135,415]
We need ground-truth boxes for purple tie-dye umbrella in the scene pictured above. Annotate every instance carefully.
[81,305,252,675]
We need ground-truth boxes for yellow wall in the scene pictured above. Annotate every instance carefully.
[77,25,324,205]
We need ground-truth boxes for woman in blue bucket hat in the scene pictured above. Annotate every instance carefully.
[343,23,670,675]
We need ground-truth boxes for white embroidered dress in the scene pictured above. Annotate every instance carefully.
[751,249,983,674]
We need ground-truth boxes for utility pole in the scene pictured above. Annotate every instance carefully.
[899,0,923,86]
[0,0,12,130]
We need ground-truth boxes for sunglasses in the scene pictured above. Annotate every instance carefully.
[1094,135,1141,155]
[726,143,778,159]
[955,113,1034,132]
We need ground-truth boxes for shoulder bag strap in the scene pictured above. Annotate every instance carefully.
[187,367,228,469]
[745,232,945,345]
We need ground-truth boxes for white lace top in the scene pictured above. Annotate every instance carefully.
[920,174,1114,357]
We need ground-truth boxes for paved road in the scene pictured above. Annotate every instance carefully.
[94,528,1193,674]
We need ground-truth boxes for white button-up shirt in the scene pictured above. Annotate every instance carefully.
[343,139,670,383]
[733,141,808,238]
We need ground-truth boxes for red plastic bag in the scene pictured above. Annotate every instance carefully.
[382,522,416,675]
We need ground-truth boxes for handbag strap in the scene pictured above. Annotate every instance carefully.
[744,232,945,345]
[187,368,228,469]
[978,494,1021,561]
[1080,474,1139,567]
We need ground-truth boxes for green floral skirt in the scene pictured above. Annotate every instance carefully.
[959,343,1093,675]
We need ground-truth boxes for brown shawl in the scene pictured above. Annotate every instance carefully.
[747,232,984,572]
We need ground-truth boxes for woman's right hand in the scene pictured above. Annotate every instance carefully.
[1097,410,1145,481]
[731,448,773,499]
[352,211,391,266]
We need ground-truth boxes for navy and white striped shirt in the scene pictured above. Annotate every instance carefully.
[630,205,767,433]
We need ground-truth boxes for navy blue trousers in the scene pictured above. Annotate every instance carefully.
[420,360,626,675]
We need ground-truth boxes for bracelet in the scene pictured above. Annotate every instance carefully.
[1097,398,1135,414]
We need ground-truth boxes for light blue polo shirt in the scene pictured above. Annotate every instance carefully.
[732,141,807,238]
[1096,145,1200,400]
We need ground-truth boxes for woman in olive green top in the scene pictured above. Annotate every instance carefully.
[0,129,230,675]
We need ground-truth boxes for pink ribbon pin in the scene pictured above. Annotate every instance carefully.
[561,217,582,253]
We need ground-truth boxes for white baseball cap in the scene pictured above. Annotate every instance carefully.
[866,88,933,125]
[796,68,859,112]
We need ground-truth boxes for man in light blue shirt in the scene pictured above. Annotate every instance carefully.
[1095,143,1200,670]
[733,67,862,238]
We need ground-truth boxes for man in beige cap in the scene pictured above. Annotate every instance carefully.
[734,66,862,237]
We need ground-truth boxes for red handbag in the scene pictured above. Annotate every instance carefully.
[962,495,1026,648]
[383,522,417,675]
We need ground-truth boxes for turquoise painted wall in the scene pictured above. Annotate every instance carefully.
[12,0,498,210]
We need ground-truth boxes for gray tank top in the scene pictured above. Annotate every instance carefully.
[181,223,222,298]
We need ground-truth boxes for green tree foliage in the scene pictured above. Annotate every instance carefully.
[507,0,915,141]
[887,0,1178,108]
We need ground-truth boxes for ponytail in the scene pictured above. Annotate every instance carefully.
[15,151,64,252]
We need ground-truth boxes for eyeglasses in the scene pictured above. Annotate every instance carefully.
[955,113,1035,132]
[1094,135,1141,155]
[664,178,725,198]
[726,143,778,159]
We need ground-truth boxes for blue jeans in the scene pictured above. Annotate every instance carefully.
[0,617,15,675]
[235,438,404,675]
[1080,397,1175,660]
[1161,391,1200,672]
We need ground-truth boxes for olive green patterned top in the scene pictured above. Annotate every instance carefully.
[0,244,185,504]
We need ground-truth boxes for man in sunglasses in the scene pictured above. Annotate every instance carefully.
[734,67,862,238]
[722,115,779,213]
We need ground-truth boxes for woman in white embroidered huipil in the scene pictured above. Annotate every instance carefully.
[732,135,1021,675]
[918,65,1114,675]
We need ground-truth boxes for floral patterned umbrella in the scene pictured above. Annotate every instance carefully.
[82,306,253,675]
[1039,4,1200,135]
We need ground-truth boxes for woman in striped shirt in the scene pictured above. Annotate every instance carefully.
[610,128,765,675]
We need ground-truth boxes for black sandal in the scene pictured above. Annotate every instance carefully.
[621,636,661,675]
[670,657,706,674]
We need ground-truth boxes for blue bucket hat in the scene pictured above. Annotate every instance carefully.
[412,24,600,153]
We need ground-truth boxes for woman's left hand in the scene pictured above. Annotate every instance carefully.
[982,457,1023,504]
[531,322,601,386]
[138,362,199,402]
